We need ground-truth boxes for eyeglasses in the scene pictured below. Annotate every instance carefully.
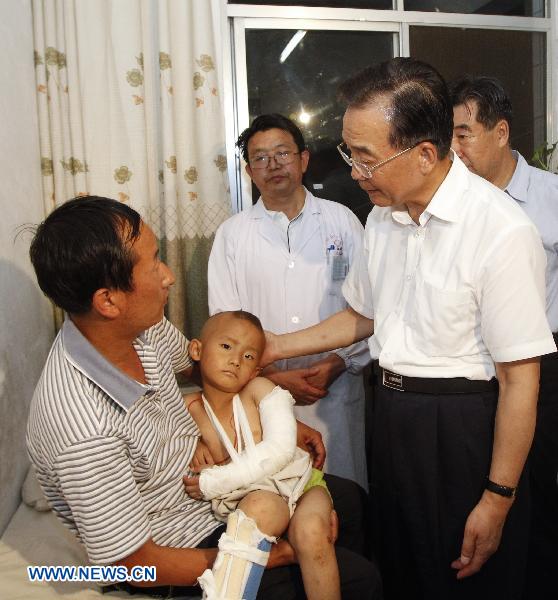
[337,142,424,179]
[248,150,300,169]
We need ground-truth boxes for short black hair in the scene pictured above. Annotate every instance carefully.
[229,310,264,333]
[204,310,264,334]
[236,113,306,162]
[29,195,142,315]
[449,75,513,132]
[338,57,453,159]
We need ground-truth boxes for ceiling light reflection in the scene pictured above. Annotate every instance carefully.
[280,30,307,64]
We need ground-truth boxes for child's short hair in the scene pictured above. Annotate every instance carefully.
[228,310,264,333]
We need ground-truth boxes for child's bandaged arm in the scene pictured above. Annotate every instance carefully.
[199,386,297,500]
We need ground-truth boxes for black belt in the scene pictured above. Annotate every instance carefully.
[373,363,498,395]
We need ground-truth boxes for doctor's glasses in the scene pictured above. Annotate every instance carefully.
[248,150,301,169]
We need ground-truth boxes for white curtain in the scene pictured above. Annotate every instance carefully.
[32,0,231,336]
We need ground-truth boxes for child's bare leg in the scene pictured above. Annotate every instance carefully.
[288,486,341,600]
[238,489,290,537]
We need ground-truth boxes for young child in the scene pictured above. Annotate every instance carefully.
[183,310,340,600]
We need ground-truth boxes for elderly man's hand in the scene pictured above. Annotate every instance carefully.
[451,491,511,579]
[261,331,280,368]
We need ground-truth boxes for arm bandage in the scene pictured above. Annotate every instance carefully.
[199,387,297,500]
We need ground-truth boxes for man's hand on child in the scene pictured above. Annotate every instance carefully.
[260,331,280,368]
[329,509,339,544]
[295,420,326,469]
[183,475,203,500]
[190,439,215,472]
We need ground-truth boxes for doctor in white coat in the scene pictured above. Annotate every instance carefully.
[208,114,370,491]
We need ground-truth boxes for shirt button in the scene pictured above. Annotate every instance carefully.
[406,275,412,281]
[291,316,300,324]
[288,261,295,268]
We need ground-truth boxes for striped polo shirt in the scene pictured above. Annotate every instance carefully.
[27,317,220,564]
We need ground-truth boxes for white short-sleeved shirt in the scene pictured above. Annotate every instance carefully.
[27,318,220,564]
[342,153,556,380]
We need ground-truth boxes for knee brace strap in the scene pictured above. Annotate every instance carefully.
[198,509,275,600]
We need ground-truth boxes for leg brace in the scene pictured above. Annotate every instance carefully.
[198,509,276,600]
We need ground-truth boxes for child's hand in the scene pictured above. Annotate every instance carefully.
[183,475,203,500]
[190,439,215,473]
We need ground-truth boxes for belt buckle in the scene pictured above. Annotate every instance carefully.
[382,368,404,391]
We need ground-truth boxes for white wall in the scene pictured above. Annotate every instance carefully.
[0,0,54,534]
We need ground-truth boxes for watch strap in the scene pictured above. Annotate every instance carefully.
[486,478,516,498]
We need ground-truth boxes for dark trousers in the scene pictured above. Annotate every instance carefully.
[121,474,381,599]
[524,345,558,599]
[370,384,529,600]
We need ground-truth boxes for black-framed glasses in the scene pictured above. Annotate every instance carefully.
[248,150,300,169]
[337,141,425,179]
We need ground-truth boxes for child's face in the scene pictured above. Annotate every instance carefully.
[197,317,265,393]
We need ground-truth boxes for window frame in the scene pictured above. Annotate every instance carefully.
[224,2,555,212]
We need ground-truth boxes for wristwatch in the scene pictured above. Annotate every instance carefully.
[486,478,516,498]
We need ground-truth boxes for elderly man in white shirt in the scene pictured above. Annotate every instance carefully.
[450,74,558,600]
[208,113,370,492]
[263,58,556,600]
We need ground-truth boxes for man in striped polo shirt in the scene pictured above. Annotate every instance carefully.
[26,196,380,598]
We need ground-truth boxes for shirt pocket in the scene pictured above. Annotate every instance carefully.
[411,279,477,357]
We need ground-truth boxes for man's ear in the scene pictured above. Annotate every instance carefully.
[300,149,310,174]
[417,141,438,174]
[245,163,253,180]
[495,118,510,148]
[188,339,202,361]
[91,288,122,319]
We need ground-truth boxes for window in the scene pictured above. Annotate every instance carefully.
[243,27,395,222]
[411,26,546,159]
[226,3,551,214]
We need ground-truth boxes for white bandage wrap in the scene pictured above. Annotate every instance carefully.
[199,387,297,500]
[198,509,275,600]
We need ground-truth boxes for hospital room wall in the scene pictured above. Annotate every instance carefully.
[0,0,54,535]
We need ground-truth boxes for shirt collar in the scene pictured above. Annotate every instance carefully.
[504,150,529,203]
[391,151,466,226]
[61,318,153,411]
[253,187,320,220]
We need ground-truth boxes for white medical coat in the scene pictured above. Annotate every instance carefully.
[208,189,370,490]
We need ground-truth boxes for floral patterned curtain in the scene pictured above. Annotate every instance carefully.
[32,0,231,337]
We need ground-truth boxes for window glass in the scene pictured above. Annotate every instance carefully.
[410,26,546,160]
[245,28,395,223]
[230,1,392,8]
[405,0,544,16]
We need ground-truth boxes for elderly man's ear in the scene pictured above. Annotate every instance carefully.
[188,339,202,361]
[495,118,510,148]
[417,141,439,175]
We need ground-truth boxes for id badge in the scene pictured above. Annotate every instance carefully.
[331,254,349,281]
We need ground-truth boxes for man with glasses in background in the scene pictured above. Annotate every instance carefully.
[208,113,371,504]
[262,58,556,599]
[450,75,558,600]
